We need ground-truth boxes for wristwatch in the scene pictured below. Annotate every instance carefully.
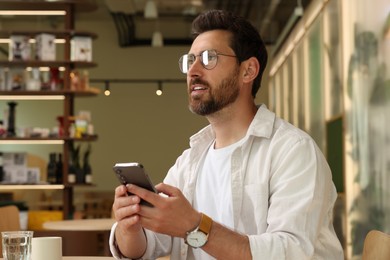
[185,213,212,248]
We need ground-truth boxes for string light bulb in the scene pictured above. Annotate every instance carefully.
[156,82,163,96]
[104,81,111,96]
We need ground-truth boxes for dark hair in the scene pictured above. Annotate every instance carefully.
[191,10,268,98]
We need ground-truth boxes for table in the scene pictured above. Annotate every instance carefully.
[1,257,169,260]
[39,218,116,256]
[1,258,114,260]
[43,218,116,231]
[62,258,114,260]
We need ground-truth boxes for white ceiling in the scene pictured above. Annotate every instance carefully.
[82,0,313,46]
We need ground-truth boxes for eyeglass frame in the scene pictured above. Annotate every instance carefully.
[178,49,237,74]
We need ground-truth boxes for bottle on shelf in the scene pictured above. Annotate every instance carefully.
[71,144,84,184]
[47,153,57,184]
[26,68,41,91]
[68,161,76,184]
[84,166,92,184]
[7,101,17,137]
[0,120,5,136]
[56,153,63,184]
[68,143,81,184]
[49,67,62,90]
[76,167,84,184]
[83,144,92,184]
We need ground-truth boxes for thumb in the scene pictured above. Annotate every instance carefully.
[155,183,180,197]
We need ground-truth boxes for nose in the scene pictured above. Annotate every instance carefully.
[187,56,203,76]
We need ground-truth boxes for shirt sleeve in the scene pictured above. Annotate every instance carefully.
[248,135,342,259]
[109,222,128,259]
[109,222,165,259]
[109,221,172,259]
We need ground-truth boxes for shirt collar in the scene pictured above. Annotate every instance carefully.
[189,104,276,148]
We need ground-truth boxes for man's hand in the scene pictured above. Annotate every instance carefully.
[113,185,143,233]
[114,183,251,260]
[126,183,201,238]
[112,185,147,258]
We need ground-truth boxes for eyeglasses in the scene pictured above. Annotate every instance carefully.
[178,49,237,74]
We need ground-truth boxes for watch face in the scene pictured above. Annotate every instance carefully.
[186,231,208,248]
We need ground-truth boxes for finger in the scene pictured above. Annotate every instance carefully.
[118,214,140,227]
[155,183,178,197]
[114,202,141,222]
[114,185,128,198]
[127,184,161,207]
[114,194,141,209]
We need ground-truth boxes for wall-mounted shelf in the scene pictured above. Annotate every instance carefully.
[0,89,100,97]
[0,0,98,219]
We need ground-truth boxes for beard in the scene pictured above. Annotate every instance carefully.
[188,69,240,116]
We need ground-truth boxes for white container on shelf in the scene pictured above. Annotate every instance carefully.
[9,35,31,61]
[35,33,56,61]
[71,36,92,62]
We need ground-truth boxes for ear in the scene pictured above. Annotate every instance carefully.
[241,57,260,84]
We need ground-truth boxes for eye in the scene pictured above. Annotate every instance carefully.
[187,54,196,65]
[207,53,217,61]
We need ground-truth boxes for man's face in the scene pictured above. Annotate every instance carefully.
[186,30,241,116]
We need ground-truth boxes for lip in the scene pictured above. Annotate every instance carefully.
[191,85,208,92]
[190,84,208,97]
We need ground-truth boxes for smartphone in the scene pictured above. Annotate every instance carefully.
[113,162,157,207]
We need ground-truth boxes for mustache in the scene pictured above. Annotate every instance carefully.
[190,78,209,87]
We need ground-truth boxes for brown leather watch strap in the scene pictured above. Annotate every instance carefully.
[199,213,212,235]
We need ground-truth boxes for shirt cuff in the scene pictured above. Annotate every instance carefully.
[109,222,128,259]
[109,221,149,260]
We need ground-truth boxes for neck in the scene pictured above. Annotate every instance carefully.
[207,101,257,149]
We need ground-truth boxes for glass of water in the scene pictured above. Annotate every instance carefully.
[1,231,33,260]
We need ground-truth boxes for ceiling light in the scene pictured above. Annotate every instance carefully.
[156,82,163,96]
[144,0,158,19]
[104,81,111,96]
[152,31,163,47]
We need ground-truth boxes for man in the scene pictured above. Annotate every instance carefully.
[110,10,344,259]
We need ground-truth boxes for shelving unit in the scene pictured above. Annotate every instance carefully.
[0,0,98,219]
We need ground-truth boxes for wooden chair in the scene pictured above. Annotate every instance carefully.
[0,205,21,254]
[362,230,390,260]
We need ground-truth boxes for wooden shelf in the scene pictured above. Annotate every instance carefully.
[0,0,99,220]
[0,136,98,142]
[0,88,100,97]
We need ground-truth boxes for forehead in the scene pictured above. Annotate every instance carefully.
[189,30,233,54]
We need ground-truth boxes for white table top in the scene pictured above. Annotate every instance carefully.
[2,256,169,259]
[43,218,116,231]
[63,258,115,260]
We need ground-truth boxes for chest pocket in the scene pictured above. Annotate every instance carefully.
[239,183,269,235]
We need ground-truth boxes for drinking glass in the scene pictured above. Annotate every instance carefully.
[1,231,33,260]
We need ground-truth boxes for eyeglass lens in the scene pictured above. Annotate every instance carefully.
[179,50,218,73]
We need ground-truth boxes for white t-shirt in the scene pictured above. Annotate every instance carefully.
[191,139,246,260]
[194,139,245,229]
